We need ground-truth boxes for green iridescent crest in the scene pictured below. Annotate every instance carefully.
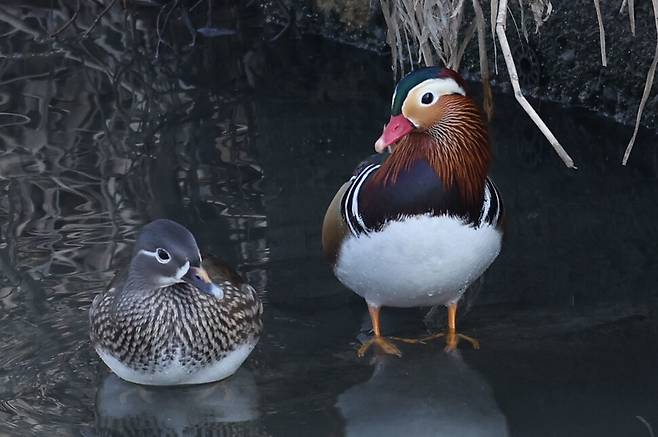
[390,67,441,115]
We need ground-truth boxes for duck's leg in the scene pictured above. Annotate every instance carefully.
[416,303,480,351]
[357,305,402,358]
[442,303,481,351]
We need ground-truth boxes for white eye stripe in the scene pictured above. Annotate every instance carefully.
[138,249,172,264]
[402,77,465,115]
[175,260,190,280]
[411,78,466,98]
[139,249,159,258]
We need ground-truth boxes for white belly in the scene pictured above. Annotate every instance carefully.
[96,342,257,386]
[335,214,502,308]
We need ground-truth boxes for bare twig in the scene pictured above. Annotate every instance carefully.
[453,20,477,69]
[593,0,607,66]
[50,0,81,37]
[495,0,576,168]
[622,0,658,165]
[473,0,493,120]
[636,416,656,437]
[518,0,529,42]
[83,0,119,38]
[491,0,498,74]
[270,0,292,42]
[619,0,635,35]
[155,0,179,59]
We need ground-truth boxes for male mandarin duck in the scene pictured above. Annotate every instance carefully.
[322,67,504,356]
[89,219,263,385]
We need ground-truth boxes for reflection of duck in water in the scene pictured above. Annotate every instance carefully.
[337,348,509,437]
[95,368,264,436]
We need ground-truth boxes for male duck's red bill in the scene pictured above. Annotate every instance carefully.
[374,114,415,153]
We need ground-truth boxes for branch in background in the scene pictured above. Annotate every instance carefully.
[495,0,576,169]
[593,0,607,66]
[379,0,405,78]
[518,0,529,42]
[453,20,477,70]
[490,0,498,74]
[50,0,81,37]
[619,0,636,35]
[473,0,493,120]
[622,0,658,165]
[83,0,118,38]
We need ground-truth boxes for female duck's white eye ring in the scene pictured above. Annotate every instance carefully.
[420,92,435,106]
[155,248,171,264]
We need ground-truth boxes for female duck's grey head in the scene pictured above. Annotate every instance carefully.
[127,219,223,298]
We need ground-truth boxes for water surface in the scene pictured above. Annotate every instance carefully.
[1,2,658,436]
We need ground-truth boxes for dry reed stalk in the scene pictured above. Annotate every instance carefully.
[594,0,607,66]
[622,0,658,165]
[619,0,636,35]
[490,0,498,74]
[82,0,118,38]
[495,0,576,168]
[473,0,493,120]
[379,0,477,74]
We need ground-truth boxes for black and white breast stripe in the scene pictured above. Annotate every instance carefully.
[342,165,503,237]
[341,163,381,236]
[478,178,504,228]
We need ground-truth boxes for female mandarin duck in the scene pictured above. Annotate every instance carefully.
[89,219,263,385]
[322,67,504,356]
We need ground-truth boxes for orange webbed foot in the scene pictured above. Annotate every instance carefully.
[357,336,402,358]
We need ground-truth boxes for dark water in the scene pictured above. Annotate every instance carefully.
[1,2,658,436]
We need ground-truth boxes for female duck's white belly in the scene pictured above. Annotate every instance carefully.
[335,214,502,308]
[96,342,257,386]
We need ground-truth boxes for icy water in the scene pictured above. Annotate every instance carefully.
[2,2,658,436]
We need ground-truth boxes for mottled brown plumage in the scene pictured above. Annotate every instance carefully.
[89,219,262,385]
[90,258,262,372]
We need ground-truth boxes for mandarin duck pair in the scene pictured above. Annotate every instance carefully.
[89,67,503,386]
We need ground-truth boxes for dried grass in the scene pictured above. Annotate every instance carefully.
[622,0,658,165]
[496,0,575,168]
[473,0,493,120]
[380,0,575,167]
[381,0,657,167]
[619,0,636,36]
[379,0,476,76]
[594,0,607,67]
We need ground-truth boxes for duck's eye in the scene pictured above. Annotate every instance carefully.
[421,92,435,105]
[155,248,171,264]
